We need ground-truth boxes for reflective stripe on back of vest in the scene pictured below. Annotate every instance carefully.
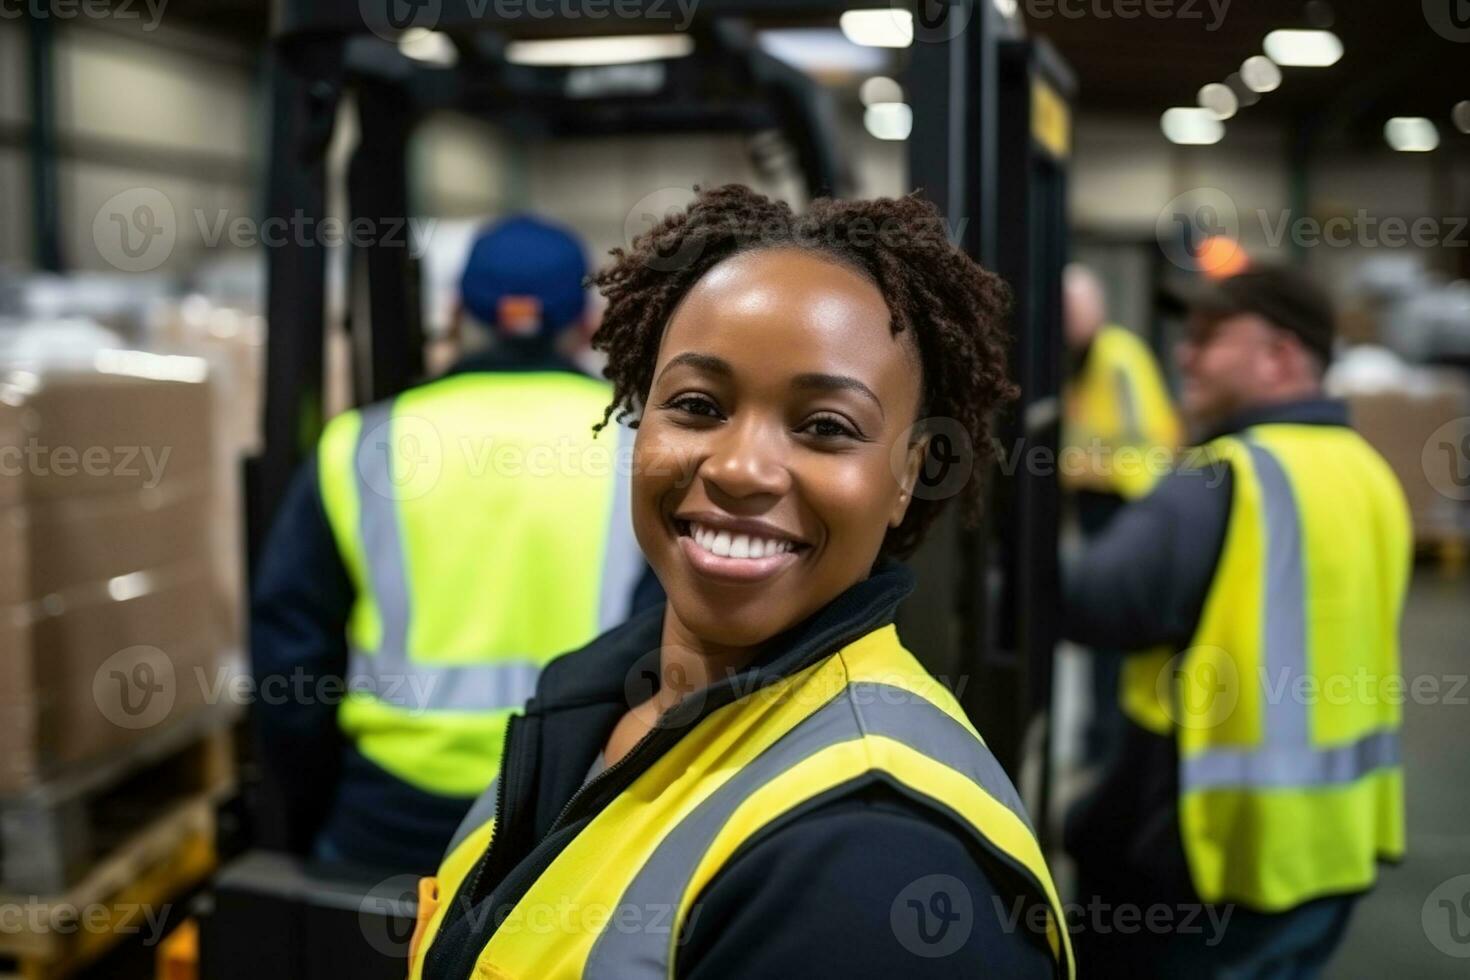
[1062,324,1182,499]
[409,625,1076,980]
[318,372,643,798]
[1119,424,1411,911]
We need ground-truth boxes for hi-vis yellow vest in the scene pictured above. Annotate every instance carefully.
[408,624,1077,979]
[1121,423,1411,911]
[1063,324,1182,499]
[317,371,642,798]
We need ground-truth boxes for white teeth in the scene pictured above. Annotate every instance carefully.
[688,522,795,560]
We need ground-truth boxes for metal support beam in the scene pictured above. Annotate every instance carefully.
[27,11,62,272]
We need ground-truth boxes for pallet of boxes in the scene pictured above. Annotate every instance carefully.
[0,353,236,979]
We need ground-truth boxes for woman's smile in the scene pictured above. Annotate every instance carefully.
[671,512,812,584]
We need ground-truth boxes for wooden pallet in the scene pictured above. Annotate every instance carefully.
[0,796,216,980]
[0,710,234,896]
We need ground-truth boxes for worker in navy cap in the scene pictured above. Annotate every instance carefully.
[252,215,655,875]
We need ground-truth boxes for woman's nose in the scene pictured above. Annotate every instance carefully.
[698,416,790,500]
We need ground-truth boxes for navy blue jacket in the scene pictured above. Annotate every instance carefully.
[424,563,1057,979]
[249,343,661,875]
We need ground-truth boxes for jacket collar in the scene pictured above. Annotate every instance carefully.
[1203,395,1348,444]
[528,558,917,718]
[441,338,585,378]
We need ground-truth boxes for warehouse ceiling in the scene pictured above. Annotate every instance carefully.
[151,0,1468,146]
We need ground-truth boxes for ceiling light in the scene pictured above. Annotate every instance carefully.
[399,29,457,66]
[1263,29,1343,67]
[840,9,913,48]
[757,29,887,77]
[1161,107,1224,145]
[505,34,694,66]
[1198,83,1238,120]
[1224,72,1260,107]
[864,102,913,140]
[860,75,904,106]
[1384,117,1439,152]
[1240,55,1282,93]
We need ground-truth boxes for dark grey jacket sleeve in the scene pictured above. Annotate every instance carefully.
[1063,464,1234,651]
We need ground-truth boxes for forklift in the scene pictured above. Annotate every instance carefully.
[204,3,1075,974]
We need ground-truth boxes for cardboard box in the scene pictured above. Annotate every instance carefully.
[0,364,221,793]
[1348,374,1470,542]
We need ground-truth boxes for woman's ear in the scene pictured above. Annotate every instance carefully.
[889,433,931,528]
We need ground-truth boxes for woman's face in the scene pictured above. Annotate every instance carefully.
[632,247,925,650]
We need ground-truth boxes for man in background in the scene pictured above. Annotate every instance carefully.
[1064,265,1410,976]
[1061,263,1181,764]
[251,215,651,875]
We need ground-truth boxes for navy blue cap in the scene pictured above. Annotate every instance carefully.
[459,215,589,337]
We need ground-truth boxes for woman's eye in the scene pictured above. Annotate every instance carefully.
[801,414,861,440]
[665,394,723,420]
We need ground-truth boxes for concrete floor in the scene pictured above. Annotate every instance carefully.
[1051,570,1470,976]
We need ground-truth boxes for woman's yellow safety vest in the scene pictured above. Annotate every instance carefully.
[1121,423,1411,911]
[317,371,642,798]
[409,624,1077,978]
[1063,324,1182,499]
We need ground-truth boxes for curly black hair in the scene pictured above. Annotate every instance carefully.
[590,184,1017,559]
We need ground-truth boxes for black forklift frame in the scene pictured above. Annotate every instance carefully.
[254,0,1073,797]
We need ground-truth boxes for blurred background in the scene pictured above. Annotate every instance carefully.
[0,1,1467,977]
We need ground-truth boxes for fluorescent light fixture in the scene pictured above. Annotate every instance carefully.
[756,29,888,76]
[505,34,694,67]
[399,28,457,66]
[1161,107,1224,145]
[1240,55,1282,93]
[864,102,913,140]
[1262,29,1343,67]
[860,75,904,106]
[1384,117,1439,152]
[840,9,912,48]
[1198,82,1238,121]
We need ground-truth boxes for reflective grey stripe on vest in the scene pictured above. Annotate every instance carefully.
[597,421,644,632]
[1181,441,1399,792]
[583,682,1034,978]
[349,404,643,714]
[1113,364,1141,442]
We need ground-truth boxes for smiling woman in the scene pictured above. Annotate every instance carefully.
[409,185,1076,980]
